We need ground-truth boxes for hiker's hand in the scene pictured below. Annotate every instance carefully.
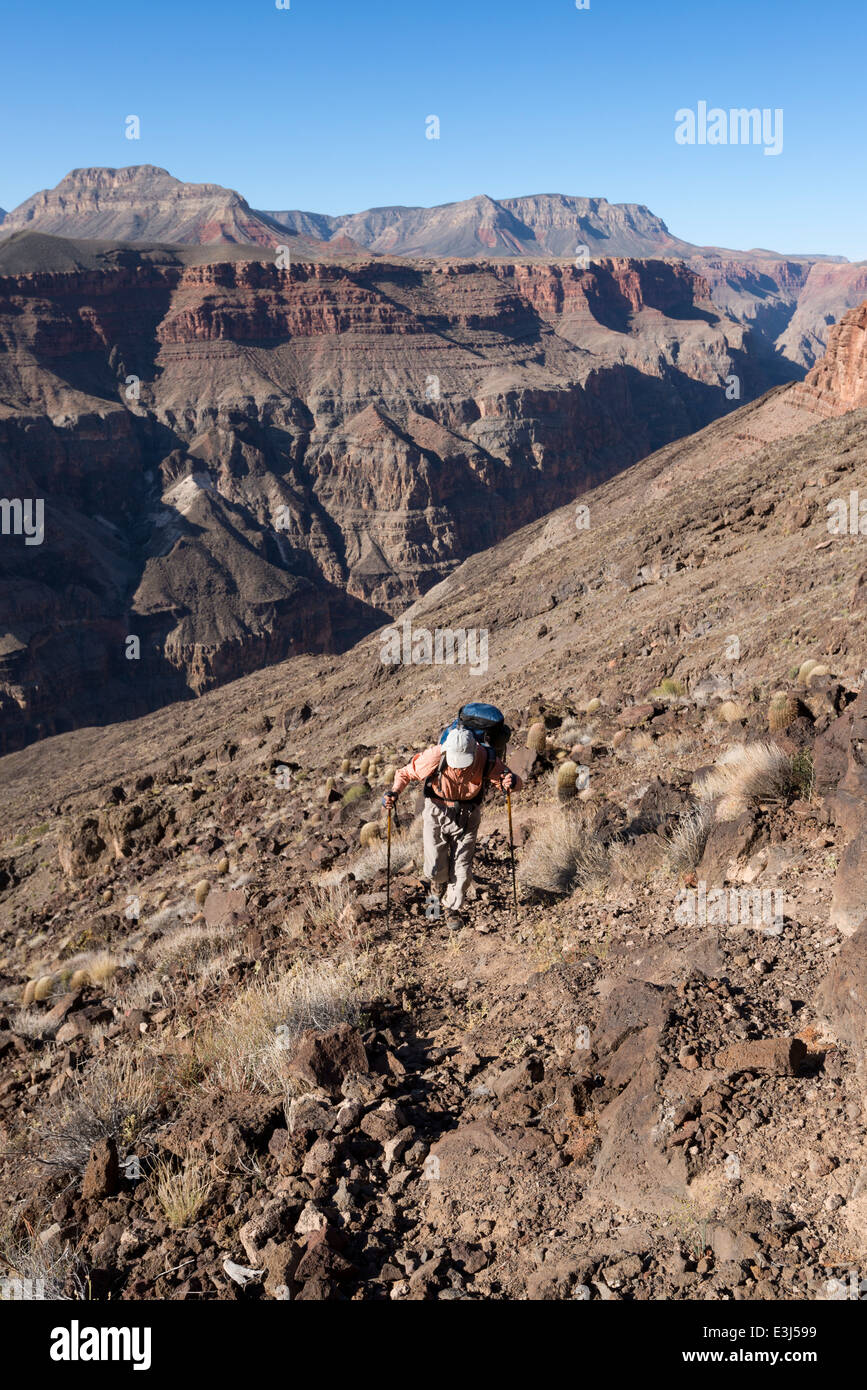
[501,773,514,792]
[382,793,397,810]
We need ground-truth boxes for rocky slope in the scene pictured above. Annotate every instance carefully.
[0,240,783,751]
[1,374,867,1301]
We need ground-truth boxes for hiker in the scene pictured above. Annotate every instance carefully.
[383,723,523,930]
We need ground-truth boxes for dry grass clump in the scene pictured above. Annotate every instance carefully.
[715,700,747,725]
[9,1009,49,1039]
[666,804,714,873]
[557,716,584,748]
[150,1156,213,1228]
[194,953,380,1093]
[348,813,422,884]
[650,677,687,702]
[298,880,354,931]
[0,1216,82,1300]
[518,806,610,896]
[692,741,812,807]
[35,1052,160,1174]
[150,922,231,974]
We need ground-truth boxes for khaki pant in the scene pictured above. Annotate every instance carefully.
[422,797,482,912]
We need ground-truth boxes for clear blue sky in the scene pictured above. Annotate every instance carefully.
[2,0,865,259]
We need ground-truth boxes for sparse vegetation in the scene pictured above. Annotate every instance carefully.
[667,804,714,872]
[0,1214,83,1300]
[349,818,421,883]
[693,741,808,808]
[650,677,686,701]
[36,1052,160,1174]
[151,1155,213,1228]
[518,806,610,895]
[194,953,379,1093]
[151,922,231,974]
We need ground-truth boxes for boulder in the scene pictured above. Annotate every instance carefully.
[286,1023,368,1095]
[57,817,107,880]
[816,921,867,1061]
[203,888,247,927]
[714,1037,806,1076]
[617,703,658,728]
[698,811,759,885]
[830,829,867,937]
[814,687,867,838]
[82,1137,120,1200]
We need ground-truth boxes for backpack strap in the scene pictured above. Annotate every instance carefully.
[424,745,494,804]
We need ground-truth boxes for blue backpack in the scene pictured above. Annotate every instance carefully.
[439,703,510,752]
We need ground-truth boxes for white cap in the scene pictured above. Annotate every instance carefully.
[444,726,476,768]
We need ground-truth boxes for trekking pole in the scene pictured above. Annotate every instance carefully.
[386,806,392,932]
[506,789,518,928]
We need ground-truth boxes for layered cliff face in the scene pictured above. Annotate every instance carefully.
[269,193,695,261]
[0,241,813,748]
[5,169,863,372]
[0,166,326,253]
[799,300,867,413]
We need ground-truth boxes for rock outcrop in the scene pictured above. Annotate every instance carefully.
[0,244,778,750]
[800,301,867,414]
[0,165,317,251]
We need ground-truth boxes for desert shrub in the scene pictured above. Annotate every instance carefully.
[693,742,806,807]
[518,806,610,895]
[349,818,421,883]
[150,1156,212,1228]
[36,1052,160,1174]
[666,804,714,873]
[196,954,378,1093]
[650,677,686,701]
[341,784,366,806]
[791,749,815,800]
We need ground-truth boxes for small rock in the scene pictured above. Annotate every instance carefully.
[82,1137,120,1200]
